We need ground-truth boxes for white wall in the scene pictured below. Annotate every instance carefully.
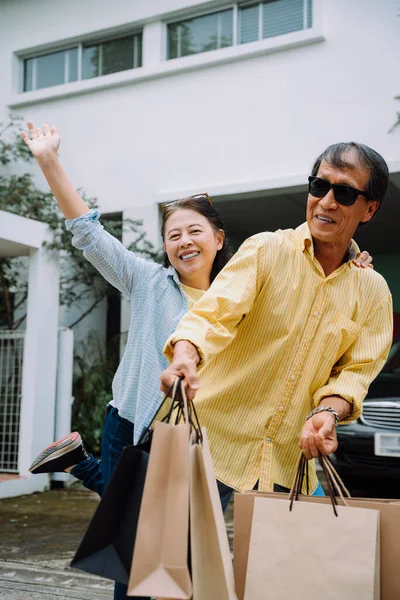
[0,0,398,218]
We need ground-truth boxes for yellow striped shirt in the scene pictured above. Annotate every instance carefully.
[165,223,393,493]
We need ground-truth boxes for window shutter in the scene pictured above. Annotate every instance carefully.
[167,10,232,59]
[307,0,313,28]
[263,0,304,39]
[239,3,260,44]
[102,37,134,76]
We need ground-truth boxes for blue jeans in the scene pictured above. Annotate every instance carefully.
[71,405,133,497]
[71,406,147,600]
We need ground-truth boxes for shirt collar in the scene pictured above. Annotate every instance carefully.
[166,265,182,287]
[295,222,359,262]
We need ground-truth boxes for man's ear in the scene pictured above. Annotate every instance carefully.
[360,200,380,223]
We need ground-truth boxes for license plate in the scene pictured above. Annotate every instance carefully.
[374,433,400,458]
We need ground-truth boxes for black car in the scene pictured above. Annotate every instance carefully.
[333,337,400,491]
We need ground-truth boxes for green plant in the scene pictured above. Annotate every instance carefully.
[71,333,116,456]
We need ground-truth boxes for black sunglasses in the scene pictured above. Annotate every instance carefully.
[161,192,212,213]
[308,176,369,206]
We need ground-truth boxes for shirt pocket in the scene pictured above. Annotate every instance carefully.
[320,312,362,367]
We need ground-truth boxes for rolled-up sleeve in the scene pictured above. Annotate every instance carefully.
[163,236,268,364]
[66,210,155,298]
[313,292,393,423]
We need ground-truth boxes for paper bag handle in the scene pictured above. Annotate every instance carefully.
[174,378,203,443]
[137,378,191,444]
[320,455,351,500]
[289,453,351,517]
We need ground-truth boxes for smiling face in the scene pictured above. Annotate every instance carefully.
[306,155,379,252]
[163,208,224,289]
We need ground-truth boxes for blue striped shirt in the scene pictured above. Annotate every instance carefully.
[66,210,188,444]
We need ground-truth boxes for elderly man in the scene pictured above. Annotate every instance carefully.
[161,142,393,510]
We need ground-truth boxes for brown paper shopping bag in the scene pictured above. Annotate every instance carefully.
[127,418,192,599]
[234,489,400,599]
[235,455,381,600]
[244,495,380,600]
[189,427,237,600]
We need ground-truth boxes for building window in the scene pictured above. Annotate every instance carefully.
[239,0,312,45]
[167,0,312,59]
[167,9,233,59]
[82,34,142,80]
[24,48,78,92]
[23,32,142,92]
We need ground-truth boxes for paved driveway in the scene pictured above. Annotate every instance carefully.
[0,483,234,599]
[0,485,113,599]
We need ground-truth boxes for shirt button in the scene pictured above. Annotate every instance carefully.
[279,406,284,412]
[266,438,272,443]
[313,311,319,317]
[290,375,296,381]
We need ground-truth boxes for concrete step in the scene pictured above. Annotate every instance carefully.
[0,559,113,599]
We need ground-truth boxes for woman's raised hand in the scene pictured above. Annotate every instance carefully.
[20,121,88,219]
[21,121,60,159]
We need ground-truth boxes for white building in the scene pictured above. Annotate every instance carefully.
[0,0,399,495]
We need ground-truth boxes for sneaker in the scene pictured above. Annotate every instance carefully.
[29,432,90,474]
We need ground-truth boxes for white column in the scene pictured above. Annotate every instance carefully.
[142,21,164,68]
[52,327,74,483]
[18,246,60,476]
